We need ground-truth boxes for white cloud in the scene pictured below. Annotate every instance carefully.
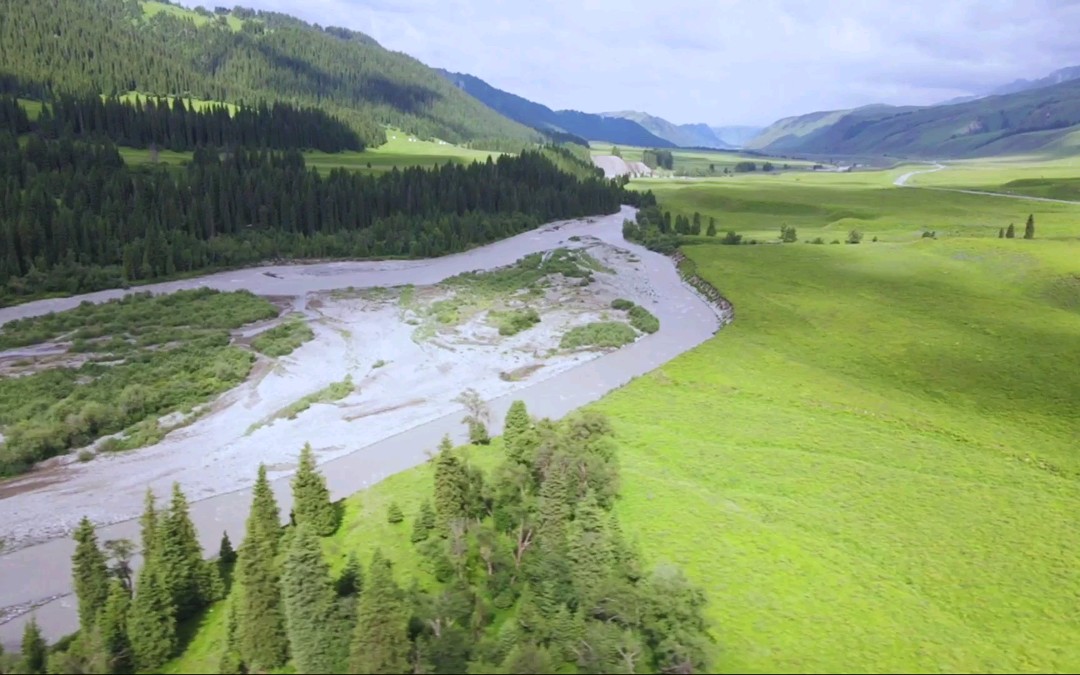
[179,0,1080,126]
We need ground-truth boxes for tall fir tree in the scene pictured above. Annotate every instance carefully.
[291,443,337,536]
[503,400,538,466]
[234,465,289,671]
[434,436,469,534]
[1006,222,1016,238]
[158,483,211,621]
[335,552,364,597]
[348,551,411,674]
[566,491,614,606]
[282,525,350,673]
[140,489,159,561]
[72,516,111,633]
[17,618,46,675]
[97,580,133,675]
[1024,214,1035,239]
[127,558,177,672]
[218,531,237,565]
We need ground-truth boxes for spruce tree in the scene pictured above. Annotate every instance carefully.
[348,552,410,674]
[158,483,210,621]
[98,580,133,675]
[218,531,237,565]
[291,443,337,536]
[72,516,111,632]
[336,552,364,597]
[17,618,46,675]
[707,217,717,237]
[503,400,538,466]
[235,465,288,671]
[1024,214,1035,239]
[127,559,176,672]
[282,525,349,674]
[387,501,404,524]
[139,489,158,561]
[999,227,1005,238]
[1006,222,1016,238]
[434,437,469,534]
[566,492,614,605]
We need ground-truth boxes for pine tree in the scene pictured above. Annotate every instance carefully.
[282,525,349,674]
[140,489,159,561]
[503,400,538,466]
[1024,214,1035,239]
[707,217,717,237]
[348,552,410,674]
[387,501,404,524]
[1006,222,1016,238]
[234,465,288,671]
[72,517,111,632]
[158,483,210,621]
[127,558,176,672]
[336,552,364,597]
[97,580,133,675]
[218,531,237,565]
[291,443,337,536]
[434,438,469,534]
[17,618,46,675]
[999,227,1005,238]
[567,492,614,605]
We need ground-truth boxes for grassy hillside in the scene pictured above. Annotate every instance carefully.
[0,0,537,147]
[602,110,732,149]
[748,78,1080,158]
[437,70,673,148]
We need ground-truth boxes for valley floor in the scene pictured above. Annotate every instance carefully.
[0,206,722,649]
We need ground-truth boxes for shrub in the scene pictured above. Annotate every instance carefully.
[721,231,743,245]
[847,230,863,244]
[489,308,541,336]
[610,299,635,311]
[251,319,315,357]
[810,237,825,245]
[627,306,660,334]
[560,322,637,350]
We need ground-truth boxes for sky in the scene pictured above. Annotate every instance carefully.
[180,0,1080,126]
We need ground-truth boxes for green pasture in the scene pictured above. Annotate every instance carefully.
[635,167,1080,242]
[596,236,1080,672]
[141,1,245,31]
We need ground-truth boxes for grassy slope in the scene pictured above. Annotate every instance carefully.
[141,1,242,31]
[118,132,499,173]
[748,79,1080,158]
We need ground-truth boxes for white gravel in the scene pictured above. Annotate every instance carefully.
[0,206,723,647]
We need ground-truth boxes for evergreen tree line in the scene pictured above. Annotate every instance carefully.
[0,0,538,147]
[642,149,674,170]
[998,214,1036,239]
[623,205,719,253]
[19,94,364,153]
[20,404,711,674]
[0,135,652,304]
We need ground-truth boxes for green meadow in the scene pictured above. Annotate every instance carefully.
[117,132,499,173]
[589,141,816,174]
[141,1,245,31]
[635,167,1080,243]
[164,159,1080,672]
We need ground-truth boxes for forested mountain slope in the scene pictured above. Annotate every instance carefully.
[0,0,538,147]
[747,77,1080,157]
[437,69,674,148]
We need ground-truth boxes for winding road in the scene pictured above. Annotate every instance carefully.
[0,206,725,649]
[894,162,1080,205]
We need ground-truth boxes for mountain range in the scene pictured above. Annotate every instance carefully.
[745,72,1080,158]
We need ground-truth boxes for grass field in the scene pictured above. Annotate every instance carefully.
[595,237,1080,672]
[118,132,499,173]
[141,1,244,31]
[897,156,1080,200]
[589,141,816,175]
[634,167,1080,243]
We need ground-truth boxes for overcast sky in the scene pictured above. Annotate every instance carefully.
[181,0,1080,126]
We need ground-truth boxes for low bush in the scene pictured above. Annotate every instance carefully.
[560,322,637,350]
[251,318,315,357]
